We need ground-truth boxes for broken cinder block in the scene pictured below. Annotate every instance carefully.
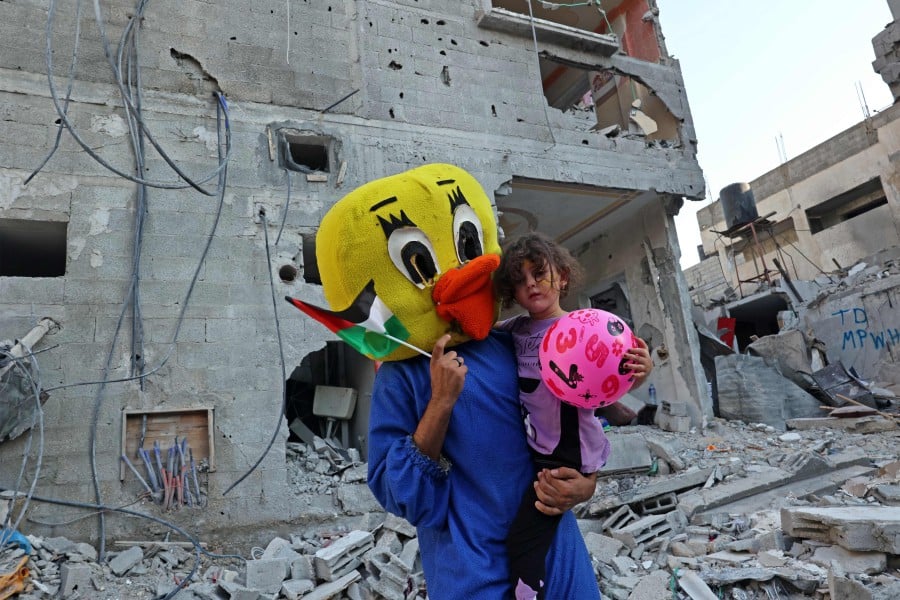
[314,530,374,582]
[610,513,684,549]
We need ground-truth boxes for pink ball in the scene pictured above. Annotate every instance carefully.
[539,309,637,409]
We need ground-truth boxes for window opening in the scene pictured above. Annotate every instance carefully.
[590,282,633,330]
[805,178,887,234]
[302,234,321,285]
[0,219,67,277]
[279,132,331,173]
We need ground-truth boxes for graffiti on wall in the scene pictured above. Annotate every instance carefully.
[831,307,900,351]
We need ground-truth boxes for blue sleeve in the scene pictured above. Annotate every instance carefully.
[366,361,451,529]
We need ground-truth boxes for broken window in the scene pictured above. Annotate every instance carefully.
[0,218,67,277]
[805,178,888,234]
[480,0,661,62]
[285,341,374,454]
[301,234,322,285]
[286,343,348,444]
[279,132,332,174]
[541,57,678,139]
[477,1,675,139]
[590,282,634,330]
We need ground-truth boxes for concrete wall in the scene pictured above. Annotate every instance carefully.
[0,0,706,546]
[575,199,712,424]
[804,275,900,384]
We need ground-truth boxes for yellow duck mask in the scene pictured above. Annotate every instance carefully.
[312,163,502,362]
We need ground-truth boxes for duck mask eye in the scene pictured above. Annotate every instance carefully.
[387,228,441,289]
[453,204,484,264]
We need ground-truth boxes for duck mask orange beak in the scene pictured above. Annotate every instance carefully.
[433,254,500,340]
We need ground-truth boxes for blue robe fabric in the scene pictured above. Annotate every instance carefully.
[367,332,600,599]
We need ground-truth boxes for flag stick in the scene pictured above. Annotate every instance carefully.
[381,332,431,358]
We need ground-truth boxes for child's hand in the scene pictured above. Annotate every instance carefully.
[533,468,597,516]
[626,337,652,388]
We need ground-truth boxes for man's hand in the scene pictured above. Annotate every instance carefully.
[412,334,466,460]
[429,333,467,405]
[533,467,597,516]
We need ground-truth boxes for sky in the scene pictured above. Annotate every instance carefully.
[656,0,895,269]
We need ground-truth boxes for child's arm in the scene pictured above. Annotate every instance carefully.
[625,337,653,389]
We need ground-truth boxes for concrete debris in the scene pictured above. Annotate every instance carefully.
[4,417,900,599]
[715,353,823,429]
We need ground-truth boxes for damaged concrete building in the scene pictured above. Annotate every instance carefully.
[683,6,900,429]
[1,0,710,550]
[3,2,900,598]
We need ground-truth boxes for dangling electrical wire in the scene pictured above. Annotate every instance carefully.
[222,208,289,496]
[525,0,557,146]
[42,92,231,397]
[84,92,230,559]
[39,0,231,194]
[119,0,150,387]
[275,171,292,246]
[0,354,45,543]
[23,0,84,186]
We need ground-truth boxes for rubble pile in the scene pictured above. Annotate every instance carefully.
[3,415,899,599]
[580,418,900,599]
[1,514,424,600]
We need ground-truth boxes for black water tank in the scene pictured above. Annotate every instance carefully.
[719,182,759,230]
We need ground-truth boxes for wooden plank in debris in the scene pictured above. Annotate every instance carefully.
[785,416,897,433]
[827,405,878,418]
[115,541,208,549]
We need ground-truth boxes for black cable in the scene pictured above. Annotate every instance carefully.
[42,92,231,395]
[1,356,44,540]
[321,88,359,113]
[222,210,289,496]
[0,487,246,600]
[119,1,150,387]
[275,171,291,245]
[89,0,228,195]
[23,0,84,186]
[20,0,238,567]
[42,0,231,193]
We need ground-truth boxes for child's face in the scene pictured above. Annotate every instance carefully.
[513,259,566,319]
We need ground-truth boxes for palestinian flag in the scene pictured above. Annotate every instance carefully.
[285,281,426,360]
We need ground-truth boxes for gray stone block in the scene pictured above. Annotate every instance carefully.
[59,563,93,598]
[290,555,315,581]
[583,532,624,565]
[218,579,262,600]
[108,546,143,576]
[281,578,315,600]
[245,558,289,594]
[382,513,417,538]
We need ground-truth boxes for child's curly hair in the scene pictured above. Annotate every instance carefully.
[494,232,583,309]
